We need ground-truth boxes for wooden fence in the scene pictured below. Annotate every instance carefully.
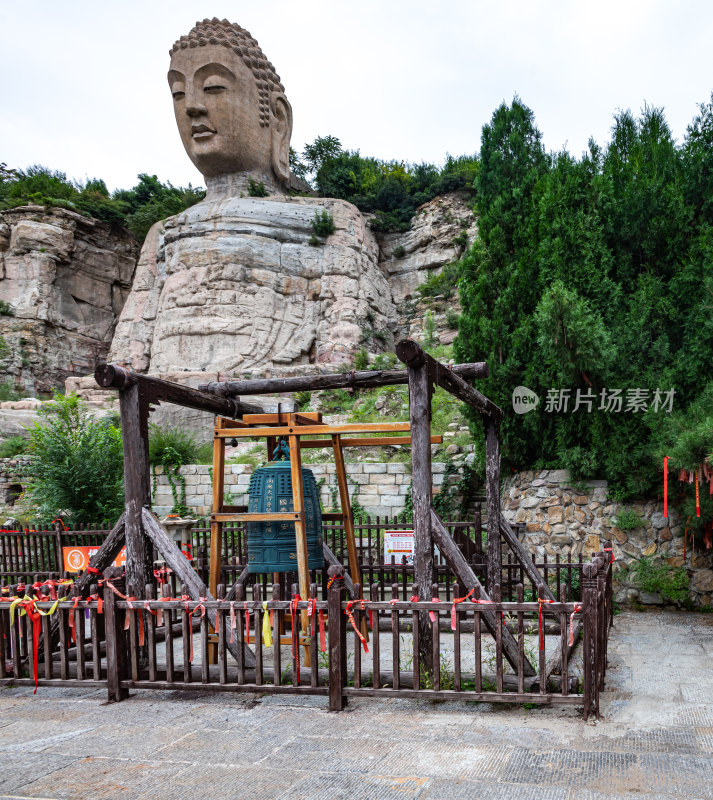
[0,514,583,604]
[0,553,611,718]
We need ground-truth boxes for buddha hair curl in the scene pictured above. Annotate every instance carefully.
[170,18,285,127]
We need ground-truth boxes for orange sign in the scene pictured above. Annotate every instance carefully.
[62,546,126,573]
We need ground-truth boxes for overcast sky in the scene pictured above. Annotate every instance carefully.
[2,0,712,192]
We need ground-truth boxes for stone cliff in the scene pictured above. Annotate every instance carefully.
[109,195,394,375]
[0,206,139,394]
[107,190,475,380]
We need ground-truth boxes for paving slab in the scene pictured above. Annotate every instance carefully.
[1,609,712,799]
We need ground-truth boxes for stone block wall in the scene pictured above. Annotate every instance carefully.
[153,461,448,519]
[502,469,713,607]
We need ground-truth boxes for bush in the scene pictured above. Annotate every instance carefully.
[302,136,478,233]
[294,390,311,410]
[0,166,205,242]
[0,300,13,316]
[248,177,268,197]
[423,310,437,348]
[417,262,459,300]
[0,381,27,402]
[0,435,28,458]
[393,245,406,259]
[631,557,689,604]
[613,508,643,530]
[310,209,336,239]
[354,347,369,371]
[148,424,202,514]
[148,424,199,466]
[23,394,124,523]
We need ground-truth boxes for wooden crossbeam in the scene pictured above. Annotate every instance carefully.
[210,512,302,523]
[396,340,503,420]
[216,422,411,438]
[299,435,443,448]
[242,412,323,425]
[198,362,489,397]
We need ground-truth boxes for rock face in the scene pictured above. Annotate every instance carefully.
[377,193,477,305]
[0,206,139,394]
[109,195,395,374]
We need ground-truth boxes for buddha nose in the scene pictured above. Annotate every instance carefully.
[185,87,207,117]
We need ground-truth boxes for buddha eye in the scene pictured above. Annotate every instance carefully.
[204,83,227,94]
[172,90,185,101]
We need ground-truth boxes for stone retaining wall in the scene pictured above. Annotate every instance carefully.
[153,461,447,519]
[502,469,713,607]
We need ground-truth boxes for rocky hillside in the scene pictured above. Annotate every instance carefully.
[0,206,139,395]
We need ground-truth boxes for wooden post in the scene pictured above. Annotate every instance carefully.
[331,434,362,593]
[104,581,128,702]
[119,384,153,603]
[328,565,347,711]
[484,416,501,596]
[208,419,226,664]
[582,562,598,720]
[288,431,310,605]
[407,357,433,678]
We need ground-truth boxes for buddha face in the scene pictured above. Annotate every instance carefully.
[168,44,291,181]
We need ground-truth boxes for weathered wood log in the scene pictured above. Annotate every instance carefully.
[120,384,153,604]
[225,566,250,602]
[430,507,536,676]
[73,513,126,596]
[198,362,488,397]
[95,363,262,417]
[500,517,555,600]
[141,509,255,668]
[408,353,434,678]
[395,340,502,419]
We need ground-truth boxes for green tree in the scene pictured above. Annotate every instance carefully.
[456,98,713,499]
[23,394,124,523]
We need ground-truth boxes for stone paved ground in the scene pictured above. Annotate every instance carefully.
[1,609,712,800]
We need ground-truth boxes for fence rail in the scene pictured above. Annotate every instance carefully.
[1,514,583,604]
[0,553,611,717]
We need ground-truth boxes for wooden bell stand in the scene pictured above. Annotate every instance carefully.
[207,411,443,663]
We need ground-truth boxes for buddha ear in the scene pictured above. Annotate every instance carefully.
[271,94,293,184]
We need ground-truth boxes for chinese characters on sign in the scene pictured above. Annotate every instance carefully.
[543,388,675,414]
[384,530,415,565]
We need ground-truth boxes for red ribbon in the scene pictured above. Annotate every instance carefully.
[345,600,368,653]
[429,597,440,624]
[244,602,250,645]
[67,596,81,643]
[451,589,475,630]
[569,604,582,646]
[696,469,701,518]
[538,598,554,651]
[291,594,301,685]
[663,456,669,517]
[318,607,326,652]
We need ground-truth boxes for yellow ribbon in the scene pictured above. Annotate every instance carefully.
[262,601,273,647]
[37,598,61,616]
[9,597,24,624]
[10,595,63,623]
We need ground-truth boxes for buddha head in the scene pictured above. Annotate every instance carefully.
[168,19,292,186]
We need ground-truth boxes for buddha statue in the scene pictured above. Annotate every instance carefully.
[110,19,394,376]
